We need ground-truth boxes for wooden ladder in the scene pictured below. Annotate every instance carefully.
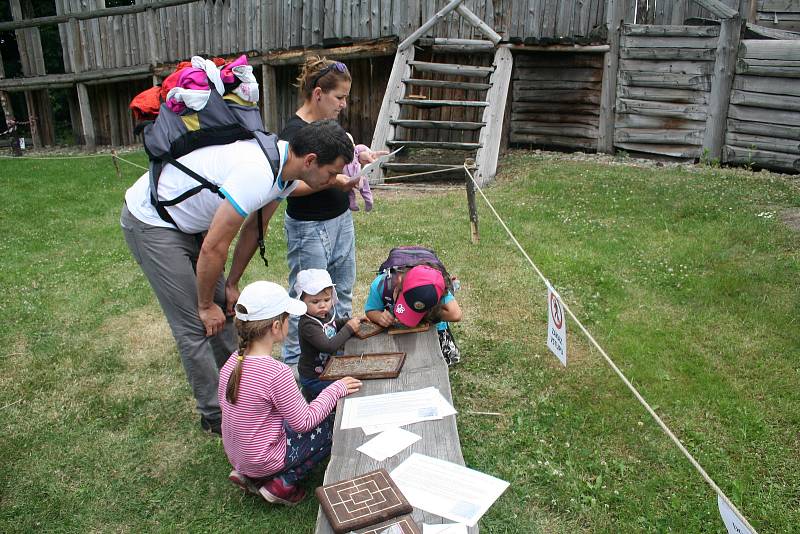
[366,0,513,188]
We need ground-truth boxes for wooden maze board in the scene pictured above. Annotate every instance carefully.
[355,514,421,534]
[315,468,413,534]
[387,322,431,335]
[319,352,406,381]
[354,321,386,339]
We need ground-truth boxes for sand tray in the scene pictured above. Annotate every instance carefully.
[316,468,413,534]
[388,322,431,335]
[354,321,386,339]
[319,352,406,380]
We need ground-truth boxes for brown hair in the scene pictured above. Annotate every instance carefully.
[296,55,352,101]
[225,306,289,404]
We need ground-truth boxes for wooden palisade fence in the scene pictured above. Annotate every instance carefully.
[1,0,800,174]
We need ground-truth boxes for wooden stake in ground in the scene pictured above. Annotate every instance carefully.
[464,159,479,244]
[111,150,122,179]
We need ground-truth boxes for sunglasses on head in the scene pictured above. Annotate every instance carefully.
[310,61,348,88]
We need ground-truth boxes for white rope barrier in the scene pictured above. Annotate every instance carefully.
[463,164,758,533]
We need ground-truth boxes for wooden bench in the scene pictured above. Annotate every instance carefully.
[314,327,479,533]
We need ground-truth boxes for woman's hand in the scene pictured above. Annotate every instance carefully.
[340,377,362,395]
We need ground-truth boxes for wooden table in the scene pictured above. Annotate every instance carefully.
[314,327,479,533]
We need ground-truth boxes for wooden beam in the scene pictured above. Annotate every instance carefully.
[398,0,464,52]
[76,83,96,149]
[454,4,502,44]
[397,99,489,107]
[261,64,279,133]
[0,0,202,32]
[402,78,492,91]
[692,0,738,20]
[703,15,743,161]
[390,119,485,130]
[408,61,493,77]
[475,46,513,186]
[0,65,152,91]
[598,0,623,153]
[386,140,481,150]
[506,44,610,53]
[258,38,396,66]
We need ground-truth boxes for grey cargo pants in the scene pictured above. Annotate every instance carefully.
[120,203,236,420]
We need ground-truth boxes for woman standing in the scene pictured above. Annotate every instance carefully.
[279,56,385,373]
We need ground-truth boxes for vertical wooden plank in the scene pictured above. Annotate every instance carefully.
[323,0,334,41]
[556,0,573,37]
[371,0,381,38]
[598,0,622,153]
[108,87,121,146]
[705,14,742,161]
[54,0,73,73]
[262,64,279,132]
[476,47,513,186]
[671,0,687,24]
[541,0,557,39]
[342,0,352,39]
[379,0,391,36]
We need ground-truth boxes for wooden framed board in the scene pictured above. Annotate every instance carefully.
[355,515,421,534]
[354,321,386,340]
[315,468,413,534]
[388,322,431,335]
[319,352,406,380]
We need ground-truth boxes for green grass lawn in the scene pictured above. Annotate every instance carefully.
[1,150,798,533]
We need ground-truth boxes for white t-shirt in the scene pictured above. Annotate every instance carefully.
[125,139,296,234]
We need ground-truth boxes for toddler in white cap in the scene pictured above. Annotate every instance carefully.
[218,280,361,506]
[295,269,363,400]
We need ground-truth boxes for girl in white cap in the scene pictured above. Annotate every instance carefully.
[218,281,361,506]
[295,268,363,400]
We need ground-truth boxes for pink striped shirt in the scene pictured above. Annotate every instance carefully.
[218,352,348,478]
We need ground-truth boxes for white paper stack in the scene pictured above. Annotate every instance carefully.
[391,453,509,527]
[356,427,421,462]
[340,387,457,434]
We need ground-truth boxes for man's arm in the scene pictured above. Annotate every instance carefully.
[288,174,359,197]
[196,202,246,336]
[224,200,280,314]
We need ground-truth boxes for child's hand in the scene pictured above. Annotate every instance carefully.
[346,317,361,333]
[340,377,362,395]
[373,310,395,327]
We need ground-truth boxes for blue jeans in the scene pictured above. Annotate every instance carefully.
[282,210,355,365]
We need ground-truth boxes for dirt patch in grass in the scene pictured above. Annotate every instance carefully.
[100,306,173,368]
[781,208,800,232]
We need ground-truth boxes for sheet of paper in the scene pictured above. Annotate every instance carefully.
[423,523,468,534]
[391,453,509,527]
[350,146,404,180]
[341,387,455,430]
[357,427,421,461]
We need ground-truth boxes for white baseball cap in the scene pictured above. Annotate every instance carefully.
[294,269,336,298]
[235,281,306,321]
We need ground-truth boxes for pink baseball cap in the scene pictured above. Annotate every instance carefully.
[394,265,445,327]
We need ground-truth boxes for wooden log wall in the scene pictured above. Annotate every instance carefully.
[50,0,611,75]
[756,0,800,32]
[509,52,604,151]
[88,79,150,146]
[724,39,800,172]
[613,24,718,158]
[632,0,741,25]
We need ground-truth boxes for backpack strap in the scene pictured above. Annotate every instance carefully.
[252,131,282,268]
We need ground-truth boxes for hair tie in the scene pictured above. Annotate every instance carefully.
[237,354,244,363]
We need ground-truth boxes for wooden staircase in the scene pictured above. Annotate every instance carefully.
[366,0,513,187]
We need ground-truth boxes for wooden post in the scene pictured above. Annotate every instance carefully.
[465,162,479,244]
[598,0,624,153]
[68,16,96,150]
[146,7,160,85]
[111,149,122,179]
[0,48,16,141]
[704,12,742,162]
[261,64,279,133]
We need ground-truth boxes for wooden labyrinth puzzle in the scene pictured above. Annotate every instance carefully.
[387,322,431,335]
[355,514,421,534]
[354,321,386,339]
[316,468,413,533]
[319,352,406,381]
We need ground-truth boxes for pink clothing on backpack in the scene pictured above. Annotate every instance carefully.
[220,55,249,84]
[166,67,212,113]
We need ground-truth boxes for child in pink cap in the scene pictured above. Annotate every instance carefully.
[364,264,463,365]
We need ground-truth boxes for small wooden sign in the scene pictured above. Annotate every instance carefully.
[388,322,431,335]
[316,468,413,534]
[319,352,406,380]
[354,321,386,340]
